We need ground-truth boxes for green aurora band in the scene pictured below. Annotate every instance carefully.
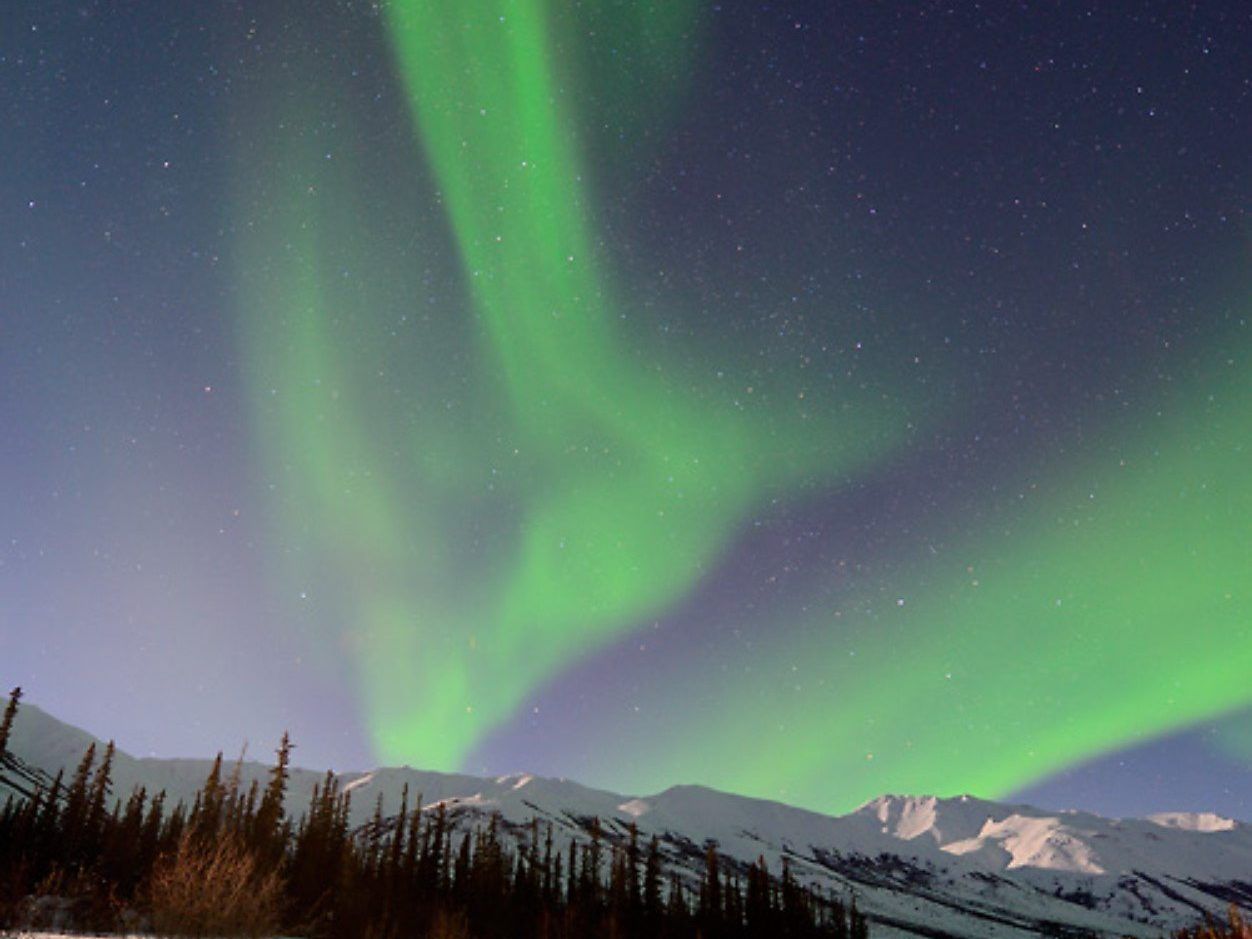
[575,332,1252,809]
[232,1,1250,812]
[235,0,912,772]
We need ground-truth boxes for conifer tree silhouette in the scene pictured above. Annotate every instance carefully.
[0,687,21,760]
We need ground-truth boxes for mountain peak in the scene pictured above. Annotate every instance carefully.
[1147,811,1240,832]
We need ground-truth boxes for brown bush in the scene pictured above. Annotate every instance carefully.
[148,832,283,937]
[1176,907,1252,939]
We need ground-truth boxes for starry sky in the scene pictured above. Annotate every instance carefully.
[2,1,1249,820]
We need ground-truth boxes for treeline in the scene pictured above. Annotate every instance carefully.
[0,689,870,938]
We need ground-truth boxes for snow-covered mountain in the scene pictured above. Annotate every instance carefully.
[4,703,1250,938]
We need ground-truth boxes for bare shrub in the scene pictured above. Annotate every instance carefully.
[1176,907,1252,939]
[148,832,283,937]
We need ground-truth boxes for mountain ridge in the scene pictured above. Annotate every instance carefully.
[4,702,1250,938]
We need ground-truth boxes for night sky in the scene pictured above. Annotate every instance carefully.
[2,1,1249,820]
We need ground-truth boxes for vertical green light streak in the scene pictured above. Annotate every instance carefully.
[234,1,913,769]
[378,0,906,760]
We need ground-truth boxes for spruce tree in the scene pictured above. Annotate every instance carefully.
[586,816,603,906]
[643,835,662,923]
[196,752,225,839]
[60,742,96,867]
[81,739,115,866]
[667,871,688,921]
[849,896,869,939]
[403,795,421,883]
[626,821,641,916]
[389,783,408,877]
[0,686,21,759]
[701,842,722,932]
[367,791,386,873]
[830,893,850,939]
[86,741,115,827]
[542,822,555,903]
[33,770,64,870]
[254,731,292,858]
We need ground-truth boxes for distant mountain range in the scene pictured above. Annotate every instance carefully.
[4,702,1250,938]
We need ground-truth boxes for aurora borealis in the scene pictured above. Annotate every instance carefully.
[2,1,1249,818]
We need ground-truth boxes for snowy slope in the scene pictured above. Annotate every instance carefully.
[4,704,1250,938]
